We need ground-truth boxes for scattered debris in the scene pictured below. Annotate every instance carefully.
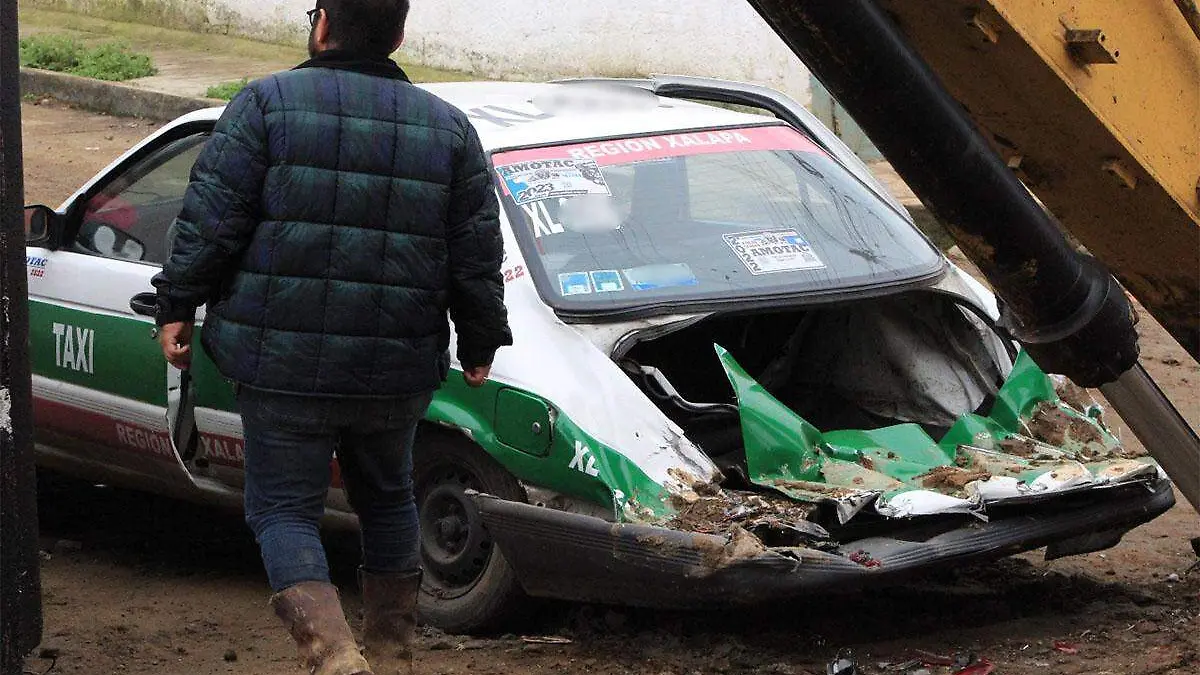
[918,466,991,491]
[953,661,994,675]
[1052,376,1100,415]
[997,436,1036,458]
[520,636,572,645]
[1024,401,1119,459]
[827,654,858,675]
[884,650,993,674]
[665,488,819,538]
[222,649,237,662]
[848,550,881,568]
[1133,620,1160,634]
[455,639,497,650]
[769,479,859,501]
[694,525,767,569]
[1165,573,1181,583]
[1052,640,1078,654]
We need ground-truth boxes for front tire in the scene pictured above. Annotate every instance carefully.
[412,428,526,633]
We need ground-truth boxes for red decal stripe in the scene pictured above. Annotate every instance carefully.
[34,397,176,463]
[494,125,820,171]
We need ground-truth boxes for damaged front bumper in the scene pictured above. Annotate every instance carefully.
[474,478,1174,608]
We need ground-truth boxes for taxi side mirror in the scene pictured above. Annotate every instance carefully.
[23,205,59,247]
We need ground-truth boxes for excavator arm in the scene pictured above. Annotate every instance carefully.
[745,0,1199,511]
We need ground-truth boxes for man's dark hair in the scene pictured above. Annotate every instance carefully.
[320,0,411,57]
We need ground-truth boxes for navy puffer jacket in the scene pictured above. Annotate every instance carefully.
[153,52,512,397]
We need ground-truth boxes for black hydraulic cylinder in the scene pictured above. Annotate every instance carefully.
[0,0,44,670]
[746,0,1139,387]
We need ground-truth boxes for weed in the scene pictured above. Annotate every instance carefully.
[19,34,156,81]
[18,34,79,72]
[205,78,249,101]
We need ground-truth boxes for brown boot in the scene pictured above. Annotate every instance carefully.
[360,569,422,675]
[270,581,373,675]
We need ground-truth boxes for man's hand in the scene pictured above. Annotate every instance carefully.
[159,321,193,370]
[463,364,491,388]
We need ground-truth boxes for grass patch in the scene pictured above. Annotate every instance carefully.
[19,33,155,81]
[20,8,305,64]
[206,78,249,101]
[19,8,479,83]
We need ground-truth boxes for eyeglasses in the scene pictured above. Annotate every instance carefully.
[306,8,322,28]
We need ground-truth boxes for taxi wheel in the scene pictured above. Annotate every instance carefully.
[412,429,527,633]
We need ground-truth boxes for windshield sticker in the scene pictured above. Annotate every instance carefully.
[497,158,612,205]
[724,229,826,275]
[589,270,624,293]
[519,201,566,237]
[622,263,699,291]
[558,272,593,296]
[494,125,820,169]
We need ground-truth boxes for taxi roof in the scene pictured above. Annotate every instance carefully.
[180,80,776,153]
[423,81,775,151]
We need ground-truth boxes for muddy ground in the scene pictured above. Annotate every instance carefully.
[19,101,1200,675]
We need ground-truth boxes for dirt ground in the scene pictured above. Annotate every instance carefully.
[19,101,1200,675]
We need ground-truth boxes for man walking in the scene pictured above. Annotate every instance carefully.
[151,2,511,673]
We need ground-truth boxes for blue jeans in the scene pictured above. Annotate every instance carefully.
[238,387,433,592]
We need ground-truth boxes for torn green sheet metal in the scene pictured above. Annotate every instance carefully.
[715,345,1158,518]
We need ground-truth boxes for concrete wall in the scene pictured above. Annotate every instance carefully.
[26,0,813,103]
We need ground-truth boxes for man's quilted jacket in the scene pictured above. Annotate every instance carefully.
[152,53,512,397]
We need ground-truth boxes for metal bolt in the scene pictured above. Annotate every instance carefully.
[1065,28,1119,64]
[968,11,1000,44]
[531,422,542,435]
[1101,158,1137,189]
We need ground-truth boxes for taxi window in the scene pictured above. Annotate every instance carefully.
[75,133,209,265]
[492,125,943,313]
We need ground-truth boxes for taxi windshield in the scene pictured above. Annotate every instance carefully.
[493,125,943,313]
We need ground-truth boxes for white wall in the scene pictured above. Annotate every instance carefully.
[402,0,812,104]
[51,0,813,104]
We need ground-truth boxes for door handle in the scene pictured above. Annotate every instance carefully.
[129,292,157,317]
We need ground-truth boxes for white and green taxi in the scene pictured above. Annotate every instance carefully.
[23,76,1173,632]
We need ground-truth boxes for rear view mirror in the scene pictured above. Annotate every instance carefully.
[23,205,56,245]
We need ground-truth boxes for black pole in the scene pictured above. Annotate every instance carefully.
[746,0,1139,387]
[0,0,44,670]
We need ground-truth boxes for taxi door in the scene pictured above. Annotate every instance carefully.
[27,126,212,494]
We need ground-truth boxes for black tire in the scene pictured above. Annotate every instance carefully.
[412,427,527,633]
